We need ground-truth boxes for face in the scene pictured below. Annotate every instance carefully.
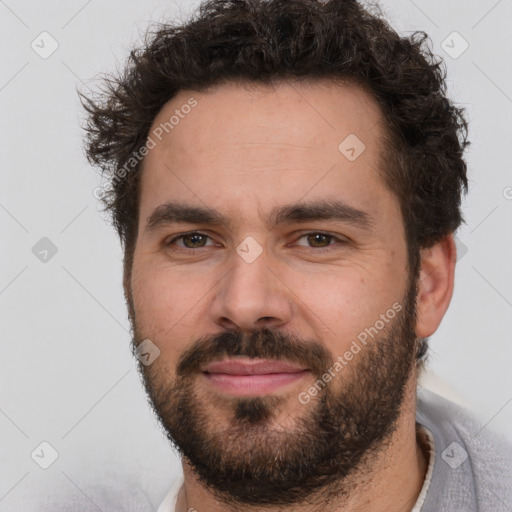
[126,80,420,506]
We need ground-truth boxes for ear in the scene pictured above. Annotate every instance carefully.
[123,264,130,302]
[415,233,457,338]
[122,254,136,328]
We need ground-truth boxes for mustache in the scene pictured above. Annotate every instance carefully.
[176,328,334,378]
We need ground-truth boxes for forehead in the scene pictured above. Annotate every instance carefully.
[138,79,397,232]
[147,79,385,162]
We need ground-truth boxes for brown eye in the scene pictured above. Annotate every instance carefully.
[306,233,333,248]
[295,232,341,249]
[166,231,215,250]
[181,233,208,248]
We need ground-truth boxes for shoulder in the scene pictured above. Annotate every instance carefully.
[35,472,156,512]
[416,386,512,511]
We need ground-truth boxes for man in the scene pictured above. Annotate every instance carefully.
[81,0,512,510]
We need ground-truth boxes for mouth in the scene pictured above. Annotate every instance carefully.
[201,357,309,396]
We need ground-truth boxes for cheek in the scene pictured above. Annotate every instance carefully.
[133,258,194,315]
[306,268,403,353]
[131,265,203,355]
[305,266,381,311]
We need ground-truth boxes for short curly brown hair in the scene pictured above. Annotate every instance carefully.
[81,0,469,363]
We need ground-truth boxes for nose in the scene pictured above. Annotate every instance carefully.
[209,247,293,332]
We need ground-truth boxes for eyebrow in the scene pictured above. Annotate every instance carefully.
[145,199,375,233]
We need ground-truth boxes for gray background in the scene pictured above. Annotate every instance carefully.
[1,0,511,509]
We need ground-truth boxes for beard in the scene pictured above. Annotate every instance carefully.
[129,272,420,508]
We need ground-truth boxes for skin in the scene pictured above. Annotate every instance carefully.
[127,80,456,512]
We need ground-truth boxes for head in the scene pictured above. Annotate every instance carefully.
[81,0,468,506]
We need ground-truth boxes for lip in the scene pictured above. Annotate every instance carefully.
[203,357,306,375]
[202,357,309,396]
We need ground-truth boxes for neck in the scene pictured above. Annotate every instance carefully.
[176,378,427,512]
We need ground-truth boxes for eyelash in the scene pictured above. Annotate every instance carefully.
[165,230,347,253]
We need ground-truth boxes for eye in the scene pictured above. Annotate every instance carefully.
[166,231,216,250]
[294,232,346,251]
[164,230,347,254]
